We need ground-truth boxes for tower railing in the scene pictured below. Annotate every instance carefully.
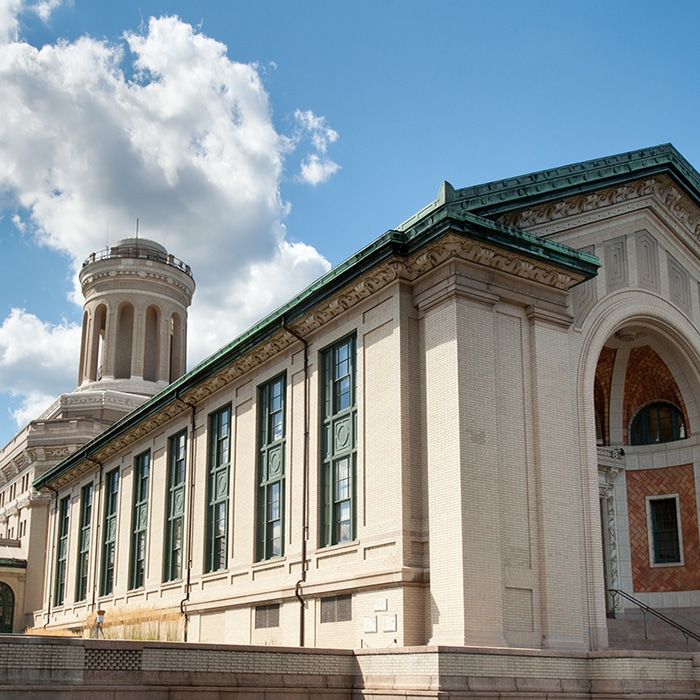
[82,246,192,276]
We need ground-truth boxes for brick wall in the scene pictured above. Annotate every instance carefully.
[595,346,616,446]
[623,346,688,442]
[626,464,700,592]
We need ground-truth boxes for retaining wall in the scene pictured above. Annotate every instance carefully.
[1,635,700,698]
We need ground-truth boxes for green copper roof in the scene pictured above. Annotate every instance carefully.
[396,144,700,225]
[35,162,604,490]
[455,143,700,216]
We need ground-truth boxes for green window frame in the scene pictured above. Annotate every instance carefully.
[631,402,687,445]
[257,375,286,560]
[54,496,70,606]
[100,469,119,596]
[164,430,187,582]
[206,405,231,572]
[320,335,357,547]
[129,451,150,589]
[75,483,93,601]
[649,496,682,565]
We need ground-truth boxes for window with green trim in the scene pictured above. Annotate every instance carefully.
[630,402,687,445]
[100,469,119,596]
[648,496,682,565]
[129,451,150,589]
[164,431,187,582]
[257,375,286,560]
[75,483,93,601]
[206,405,231,572]
[54,496,70,606]
[320,335,357,547]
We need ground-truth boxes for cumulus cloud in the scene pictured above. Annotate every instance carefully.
[0,308,81,427]
[0,3,339,434]
[293,109,341,185]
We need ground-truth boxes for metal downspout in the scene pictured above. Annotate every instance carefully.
[177,394,197,642]
[283,320,309,647]
[43,485,59,628]
[86,457,103,611]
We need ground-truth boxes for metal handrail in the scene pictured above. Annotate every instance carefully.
[609,588,700,651]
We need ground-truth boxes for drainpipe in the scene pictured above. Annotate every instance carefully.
[43,485,59,628]
[86,457,103,611]
[177,393,197,643]
[283,319,309,647]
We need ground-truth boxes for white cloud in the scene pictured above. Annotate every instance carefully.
[0,308,80,426]
[293,109,341,185]
[299,154,341,186]
[0,7,339,433]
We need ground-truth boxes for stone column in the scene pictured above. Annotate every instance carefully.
[526,305,587,650]
[422,271,506,647]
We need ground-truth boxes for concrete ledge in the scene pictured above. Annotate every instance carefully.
[2,636,700,698]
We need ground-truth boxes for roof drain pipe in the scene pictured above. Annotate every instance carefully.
[283,319,309,648]
[86,457,103,613]
[177,392,197,643]
[43,484,59,629]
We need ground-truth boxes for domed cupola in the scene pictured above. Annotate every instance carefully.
[76,238,196,397]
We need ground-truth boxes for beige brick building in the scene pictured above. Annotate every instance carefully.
[6,144,700,654]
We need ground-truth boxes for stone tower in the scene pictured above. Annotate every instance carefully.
[76,238,196,398]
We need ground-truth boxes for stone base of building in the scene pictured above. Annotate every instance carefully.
[2,635,700,698]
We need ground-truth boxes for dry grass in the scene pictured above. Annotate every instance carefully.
[86,604,184,641]
[27,604,184,641]
[24,626,81,637]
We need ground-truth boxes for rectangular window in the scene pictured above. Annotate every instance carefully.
[54,496,70,606]
[254,603,280,628]
[130,451,150,589]
[320,594,352,623]
[206,406,231,572]
[100,469,119,596]
[75,483,93,601]
[648,496,683,565]
[257,375,286,560]
[164,431,187,582]
[320,335,357,547]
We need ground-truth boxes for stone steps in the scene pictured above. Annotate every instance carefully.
[607,607,700,652]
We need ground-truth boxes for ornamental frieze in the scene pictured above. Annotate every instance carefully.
[496,175,700,245]
[404,235,579,291]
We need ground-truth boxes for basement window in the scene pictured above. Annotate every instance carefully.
[255,603,280,629]
[320,594,352,623]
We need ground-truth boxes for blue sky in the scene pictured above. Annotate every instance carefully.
[1,0,700,447]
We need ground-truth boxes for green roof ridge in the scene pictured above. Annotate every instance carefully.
[452,144,700,213]
[394,145,700,225]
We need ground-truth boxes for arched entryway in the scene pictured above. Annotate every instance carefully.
[0,582,14,633]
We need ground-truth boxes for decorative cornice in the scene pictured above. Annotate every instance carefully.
[82,268,194,305]
[0,444,76,486]
[496,175,700,248]
[404,234,582,291]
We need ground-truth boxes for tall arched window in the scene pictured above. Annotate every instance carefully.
[0,582,14,633]
[115,303,134,379]
[630,402,687,445]
[169,313,183,382]
[143,305,160,382]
